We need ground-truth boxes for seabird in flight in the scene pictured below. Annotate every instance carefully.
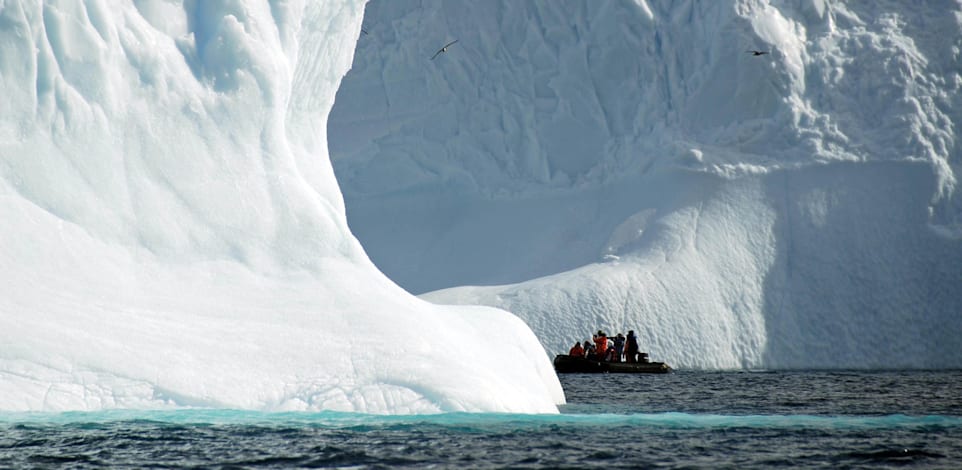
[431,39,459,60]
[746,50,769,56]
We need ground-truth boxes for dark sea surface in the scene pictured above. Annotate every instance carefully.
[2,370,961,468]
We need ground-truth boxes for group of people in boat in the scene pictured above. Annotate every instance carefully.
[568,330,648,363]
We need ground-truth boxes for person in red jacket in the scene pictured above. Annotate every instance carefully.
[568,341,584,357]
[592,330,608,360]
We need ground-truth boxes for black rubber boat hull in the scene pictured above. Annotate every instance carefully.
[553,354,672,373]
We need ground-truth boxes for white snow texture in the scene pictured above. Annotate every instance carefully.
[0,1,564,413]
[330,0,962,369]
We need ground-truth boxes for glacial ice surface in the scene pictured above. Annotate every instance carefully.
[330,0,962,369]
[0,0,563,413]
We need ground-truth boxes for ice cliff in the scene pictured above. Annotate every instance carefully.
[330,0,962,369]
[0,0,563,413]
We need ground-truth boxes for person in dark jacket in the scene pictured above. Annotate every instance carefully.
[625,330,640,363]
[613,333,626,363]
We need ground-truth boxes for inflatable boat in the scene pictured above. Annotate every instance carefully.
[553,354,672,373]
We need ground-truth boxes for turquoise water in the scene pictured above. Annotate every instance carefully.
[3,408,959,429]
[2,371,961,468]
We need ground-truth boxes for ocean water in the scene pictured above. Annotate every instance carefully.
[1,371,960,468]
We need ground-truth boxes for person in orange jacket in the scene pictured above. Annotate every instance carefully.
[592,330,608,360]
[568,341,584,357]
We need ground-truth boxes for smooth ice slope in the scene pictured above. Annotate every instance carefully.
[330,0,962,368]
[0,1,564,413]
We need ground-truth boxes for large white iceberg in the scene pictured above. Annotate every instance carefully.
[331,0,962,369]
[0,1,563,413]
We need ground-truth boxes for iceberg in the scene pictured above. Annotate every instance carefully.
[0,1,563,413]
[331,0,962,369]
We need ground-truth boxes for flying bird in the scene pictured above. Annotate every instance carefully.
[431,39,459,60]
[746,50,769,56]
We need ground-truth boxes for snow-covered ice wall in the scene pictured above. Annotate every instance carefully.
[0,0,564,413]
[330,0,962,368]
